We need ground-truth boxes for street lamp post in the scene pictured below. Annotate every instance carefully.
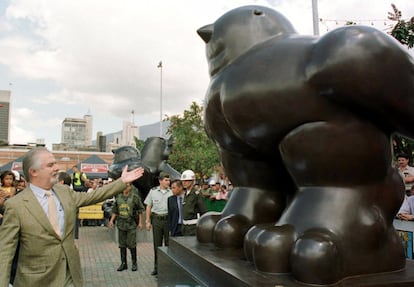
[312,0,320,36]
[157,61,163,137]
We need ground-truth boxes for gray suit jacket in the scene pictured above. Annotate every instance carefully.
[0,178,126,287]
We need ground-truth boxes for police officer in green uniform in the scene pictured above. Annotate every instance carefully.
[144,172,172,276]
[181,170,207,236]
[109,183,144,272]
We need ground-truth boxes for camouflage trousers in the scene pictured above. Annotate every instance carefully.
[118,227,137,249]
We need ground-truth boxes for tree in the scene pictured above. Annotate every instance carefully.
[133,136,145,152]
[388,4,414,48]
[392,134,414,158]
[387,4,414,159]
[166,102,220,182]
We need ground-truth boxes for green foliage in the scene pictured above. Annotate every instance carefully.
[388,4,414,48]
[133,136,145,152]
[391,20,414,48]
[393,134,414,159]
[166,102,220,181]
[388,4,414,158]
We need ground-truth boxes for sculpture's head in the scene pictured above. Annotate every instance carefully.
[197,5,296,76]
[108,138,179,197]
[141,137,173,173]
[108,145,143,180]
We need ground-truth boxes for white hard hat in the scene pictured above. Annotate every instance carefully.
[181,170,195,181]
[209,179,216,185]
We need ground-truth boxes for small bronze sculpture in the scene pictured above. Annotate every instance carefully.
[197,5,414,285]
[109,137,180,199]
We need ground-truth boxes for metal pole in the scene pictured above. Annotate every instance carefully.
[158,61,163,137]
[312,0,320,36]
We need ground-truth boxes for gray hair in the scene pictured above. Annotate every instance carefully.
[23,147,50,182]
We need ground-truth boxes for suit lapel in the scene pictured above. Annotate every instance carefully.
[21,189,55,235]
[53,184,73,240]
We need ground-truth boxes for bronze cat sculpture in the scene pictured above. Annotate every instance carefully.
[197,5,414,285]
[108,137,180,199]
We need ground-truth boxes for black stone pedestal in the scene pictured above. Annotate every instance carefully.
[158,236,414,287]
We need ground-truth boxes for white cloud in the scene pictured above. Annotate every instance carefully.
[2,0,414,147]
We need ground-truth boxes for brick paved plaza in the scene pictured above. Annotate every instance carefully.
[77,226,157,287]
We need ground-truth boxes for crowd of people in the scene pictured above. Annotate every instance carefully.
[2,148,414,285]
[396,153,414,221]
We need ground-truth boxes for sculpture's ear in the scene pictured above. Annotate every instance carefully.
[198,24,213,43]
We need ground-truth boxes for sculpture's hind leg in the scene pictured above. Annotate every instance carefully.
[197,150,296,248]
[247,121,406,284]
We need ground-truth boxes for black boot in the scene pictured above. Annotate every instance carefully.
[130,247,137,271]
[117,247,128,271]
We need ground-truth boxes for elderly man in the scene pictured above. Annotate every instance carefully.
[0,147,144,287]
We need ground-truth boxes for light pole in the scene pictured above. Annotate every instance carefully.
[157,61,163,137]
[312,0,320,36]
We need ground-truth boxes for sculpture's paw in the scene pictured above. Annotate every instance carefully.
[288,227,406,285]
[246,224,296,273]
[244,224,268,262]
[291,229,341,285]
[197,212,252,248]
[196,212,221,243]
[213,214,251,248]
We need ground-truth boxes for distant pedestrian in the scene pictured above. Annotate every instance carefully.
[0,170,16,198]
[71,165,89,192]
[397,153,414,196]
[58,171,72,186]
[200,181,212,198]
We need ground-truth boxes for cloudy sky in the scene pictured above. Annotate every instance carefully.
[1,0,413,148]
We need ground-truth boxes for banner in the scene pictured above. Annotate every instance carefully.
[81,163,108,173]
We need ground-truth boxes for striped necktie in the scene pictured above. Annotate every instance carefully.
[45,190,60,237]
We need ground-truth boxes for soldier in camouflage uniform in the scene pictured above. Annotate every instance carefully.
[109,183,144,272]
[181,170,207,236]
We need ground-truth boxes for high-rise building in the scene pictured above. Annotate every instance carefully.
[84,113,93,146]
[0,90,11,145]
[96,131,107,152]
[61,114,93,148]
[122,120,139,147]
